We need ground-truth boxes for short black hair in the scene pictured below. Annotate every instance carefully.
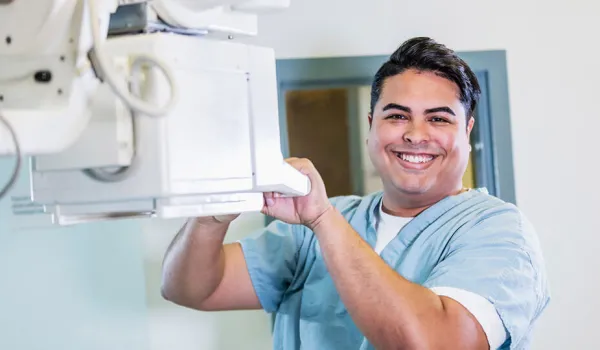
[370,37,481,119]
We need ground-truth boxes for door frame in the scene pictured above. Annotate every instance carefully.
[275,50,516,204]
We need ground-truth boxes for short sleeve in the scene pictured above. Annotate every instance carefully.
[430,287,507,349]
[238,219,307,313]
[422,206,550,349]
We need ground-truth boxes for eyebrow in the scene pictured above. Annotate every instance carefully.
[382,103,411,113]
[381,103,456,116]
[424,106,456,116]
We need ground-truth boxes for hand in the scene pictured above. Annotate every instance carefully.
[261,158,333,230]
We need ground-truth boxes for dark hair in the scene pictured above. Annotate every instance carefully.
[370,37,481,119]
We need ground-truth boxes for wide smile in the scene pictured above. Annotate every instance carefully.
[392,151,438,170]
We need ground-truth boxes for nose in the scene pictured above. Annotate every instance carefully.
[403,120,429,145]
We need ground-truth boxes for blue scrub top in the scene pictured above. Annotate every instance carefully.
[239,189,550,350]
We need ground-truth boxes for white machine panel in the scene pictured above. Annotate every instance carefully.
[233,0,290,12]
[0,0,111,155]
[34,82,135,172]
[167,68,253,187]
[152,0,258,36]
[0,1,307,226]
[25,33,309,224]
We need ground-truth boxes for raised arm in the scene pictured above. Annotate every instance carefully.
[160,215,261,311]
[261,158,548,349]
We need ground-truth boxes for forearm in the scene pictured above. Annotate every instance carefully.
[161,217,229,307]
[311,209,458,349]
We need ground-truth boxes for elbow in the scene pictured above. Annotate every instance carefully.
[160,272,177,303]
[160,257,189,306]
[160,276,192,308]
[160,279,173,301]
[160,264,187,306]
[160,271,210,310]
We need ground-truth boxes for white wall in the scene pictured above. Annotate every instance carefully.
[141,214,273,350]
[0,160,149,350]
[240,1,599,349]
[0,156,273,350]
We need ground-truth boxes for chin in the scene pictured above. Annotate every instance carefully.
[392,178,432,195]
[397,186,429,195]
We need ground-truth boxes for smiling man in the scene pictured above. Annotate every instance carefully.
[161,37,550,350]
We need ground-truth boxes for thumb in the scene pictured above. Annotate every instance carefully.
[261,192,276,216]
[264,192,277,207]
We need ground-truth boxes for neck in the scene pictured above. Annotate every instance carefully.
[381,186,467,218]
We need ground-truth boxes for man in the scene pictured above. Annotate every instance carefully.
[161,37,550,350]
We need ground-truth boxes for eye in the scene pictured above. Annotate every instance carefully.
[385,114,408,120]
[430,116,450,123]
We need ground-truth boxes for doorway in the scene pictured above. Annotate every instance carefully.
[285,88,354,198]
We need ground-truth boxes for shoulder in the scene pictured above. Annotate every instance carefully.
[429,191,551,348]
[460,190,541,250]
[454,190,550,299]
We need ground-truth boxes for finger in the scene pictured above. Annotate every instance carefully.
[285,157,311,172]
[284,159,318,192]
[286,158,313,173]
[263,192,276,207]
[287,158,320,186]
[260,205,275,218]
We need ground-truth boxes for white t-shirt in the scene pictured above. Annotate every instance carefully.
[375,203,507,349]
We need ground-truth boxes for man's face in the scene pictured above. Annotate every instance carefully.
[367,69,474,200]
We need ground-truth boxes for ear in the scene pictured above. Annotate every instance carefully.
[368,113,373,129]
[466,116,475,139]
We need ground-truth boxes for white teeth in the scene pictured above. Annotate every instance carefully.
[398,153,434,164]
